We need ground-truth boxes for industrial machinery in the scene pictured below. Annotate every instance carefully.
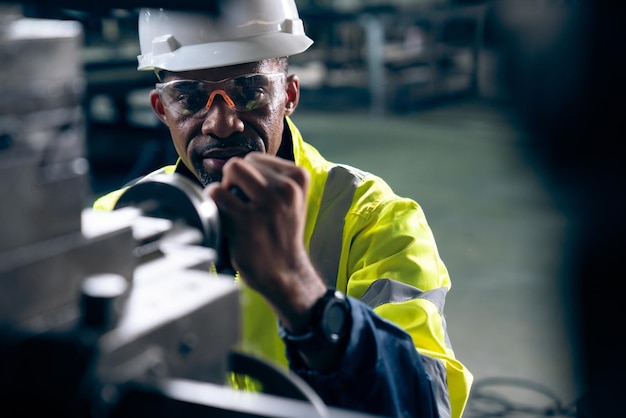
[0,5,380,417]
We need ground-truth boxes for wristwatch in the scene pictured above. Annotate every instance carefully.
[278,288,352,352]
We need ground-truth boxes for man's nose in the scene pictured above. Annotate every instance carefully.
[201,91,244,137]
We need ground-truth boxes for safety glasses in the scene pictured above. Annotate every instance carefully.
[155,72,285,116]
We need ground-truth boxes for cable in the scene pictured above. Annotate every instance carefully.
[463,377,579,417]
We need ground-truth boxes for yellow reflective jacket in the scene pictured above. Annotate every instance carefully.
[93,116,473,418]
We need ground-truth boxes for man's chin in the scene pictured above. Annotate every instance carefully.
[197,170,222,186]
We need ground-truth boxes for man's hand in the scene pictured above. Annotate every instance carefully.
[205,152,326,334]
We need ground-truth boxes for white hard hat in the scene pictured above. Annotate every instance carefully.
[137,1,314,72]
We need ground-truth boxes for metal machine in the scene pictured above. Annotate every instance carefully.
[0,5,380,417]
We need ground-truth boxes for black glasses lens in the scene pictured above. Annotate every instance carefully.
[231,75,272,111]
[167,81,208,114]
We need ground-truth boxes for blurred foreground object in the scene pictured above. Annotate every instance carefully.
[0,6,385,417]
[486,1,626,417]
[0,6,237,416]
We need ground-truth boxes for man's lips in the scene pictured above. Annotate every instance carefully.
[204,157,229,170]
[201,148,248,171]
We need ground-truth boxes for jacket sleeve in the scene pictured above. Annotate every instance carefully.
[333,181,473,418]
[286,297,441,418]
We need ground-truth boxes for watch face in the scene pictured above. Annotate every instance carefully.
[323,299,348,343]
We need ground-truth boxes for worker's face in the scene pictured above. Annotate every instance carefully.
[150,60,299,185]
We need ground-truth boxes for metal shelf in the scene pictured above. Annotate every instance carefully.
[296,2,491,114]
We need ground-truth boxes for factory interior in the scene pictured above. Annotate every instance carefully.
[2,0,625,417]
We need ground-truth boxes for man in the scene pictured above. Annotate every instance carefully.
[93,3,472,417]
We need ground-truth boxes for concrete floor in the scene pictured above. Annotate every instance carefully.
[290,97,580,417]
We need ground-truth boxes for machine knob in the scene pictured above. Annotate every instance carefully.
[79,273,129,332]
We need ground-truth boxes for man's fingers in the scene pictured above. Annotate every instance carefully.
[229,185,250,202]
[244,152,310,190]
[219,156,266,204]
[215,153,309,207]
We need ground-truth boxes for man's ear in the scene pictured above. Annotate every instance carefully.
[284,74,300,116]
[150,89,168,123]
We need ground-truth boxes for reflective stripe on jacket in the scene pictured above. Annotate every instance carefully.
[92,116,473,418]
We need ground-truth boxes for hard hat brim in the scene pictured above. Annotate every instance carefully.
[137,32,314,72]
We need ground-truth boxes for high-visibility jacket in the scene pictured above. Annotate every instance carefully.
[93,116,473,418]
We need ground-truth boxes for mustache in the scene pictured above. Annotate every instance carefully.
[189,136,263,161]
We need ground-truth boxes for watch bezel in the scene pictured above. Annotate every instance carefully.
[278,288,351,352]
[319,291,350,344]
